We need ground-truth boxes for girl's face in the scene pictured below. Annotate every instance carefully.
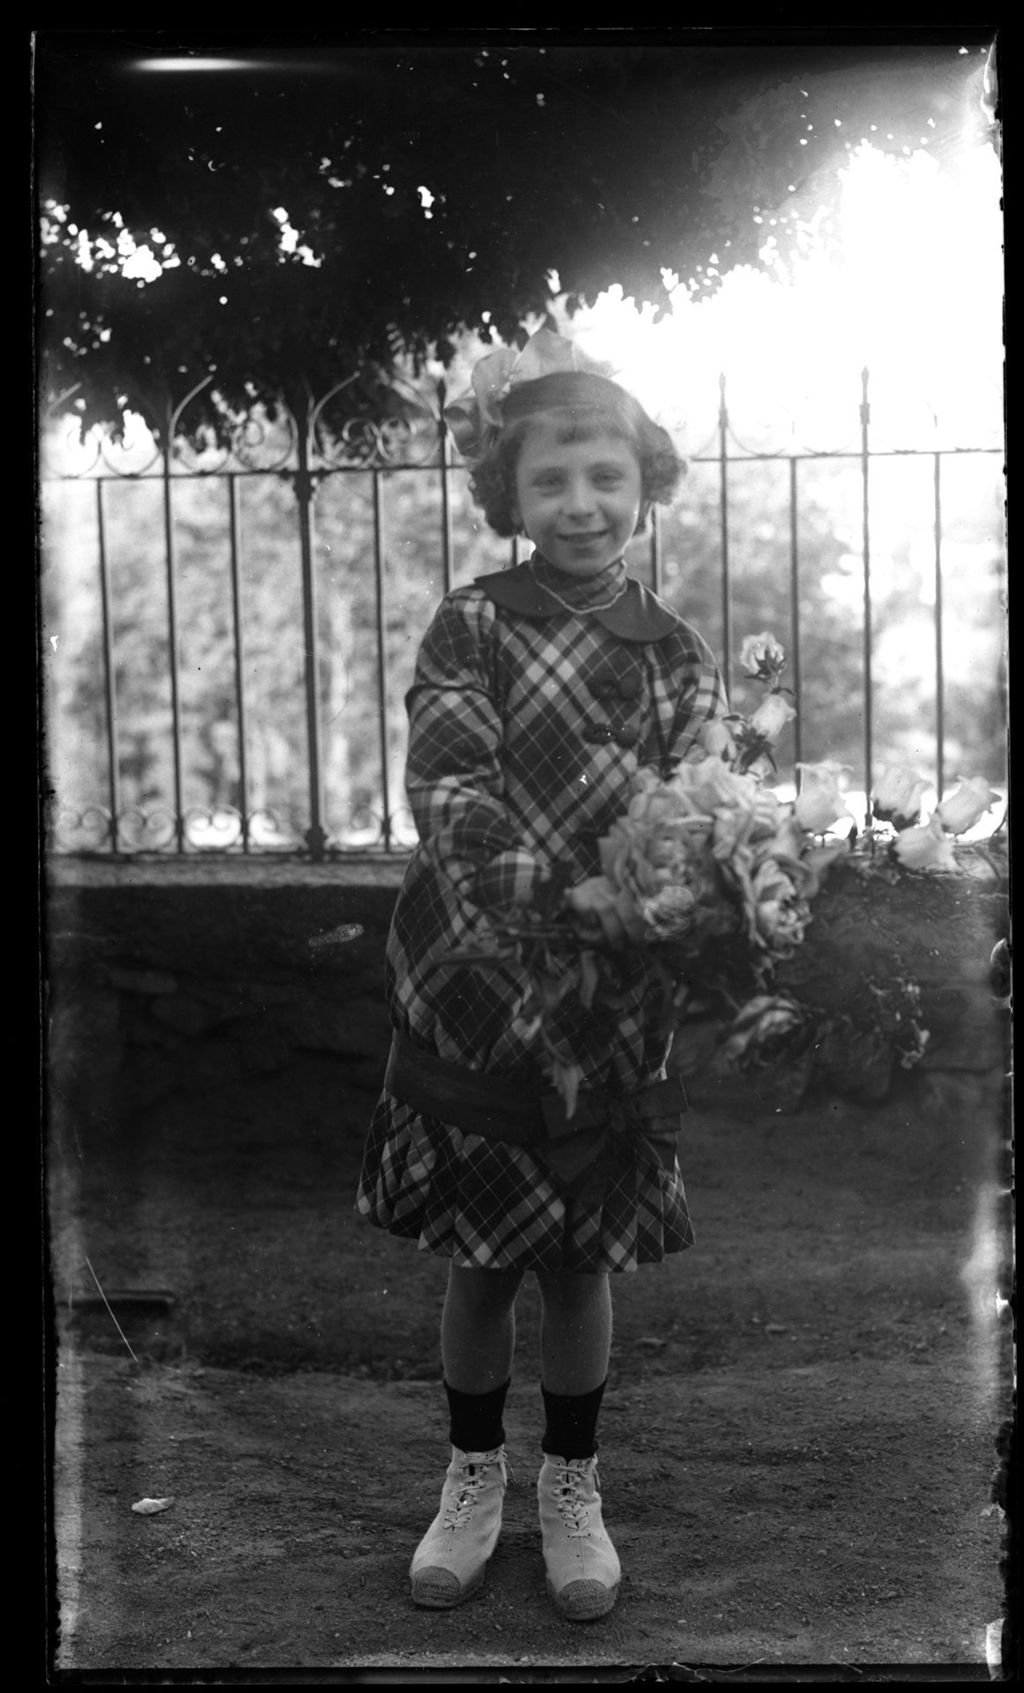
[511,418,643,577]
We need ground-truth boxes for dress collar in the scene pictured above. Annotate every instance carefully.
[528,552,627,612]
[474,559,681,644]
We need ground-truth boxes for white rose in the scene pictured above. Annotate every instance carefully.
[738,632,786,681]
[748,860,811,954]
[640,884,699,940]
[872,766,931,829]
[670,755,762,816]
[934,777,1001,836]
[794,761,853,834]
[892,815,958,872]
[749,693,797,743]
[719,994,806,1064]
[697,717,738,761]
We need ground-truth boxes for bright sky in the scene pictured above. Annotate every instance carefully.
[564,137,1003,455]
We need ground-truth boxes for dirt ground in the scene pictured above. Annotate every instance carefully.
[46,1050,1013,1680]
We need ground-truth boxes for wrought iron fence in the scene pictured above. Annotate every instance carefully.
[40,369,1005,859]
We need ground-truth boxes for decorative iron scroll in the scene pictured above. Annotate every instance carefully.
[42,372,449,480]
[43,363,1004,481]
[48,800,418,857]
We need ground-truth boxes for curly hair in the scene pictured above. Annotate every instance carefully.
[467,372,685,539]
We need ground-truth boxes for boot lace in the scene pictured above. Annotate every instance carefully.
[442,1453,509,1531]
[551,1462,594,1539]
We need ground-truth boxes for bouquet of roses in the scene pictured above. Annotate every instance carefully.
[441,629,1004,1113]
[455,633,860,1114]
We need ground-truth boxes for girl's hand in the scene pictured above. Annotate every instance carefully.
[565,877,644,950]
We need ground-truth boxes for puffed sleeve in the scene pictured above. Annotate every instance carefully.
[404,589,547,916]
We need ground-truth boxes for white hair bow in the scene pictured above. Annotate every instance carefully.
[444,327,611,459]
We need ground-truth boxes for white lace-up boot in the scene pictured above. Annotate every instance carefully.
[538,1454,621,1620]
[409,1446,510,1608]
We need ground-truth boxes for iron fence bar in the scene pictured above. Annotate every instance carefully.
[860,369,873,830]
[373,469,393,851]
[788,457,803,775]
[161,436,186,852]
[933,452,946,801]
[439,404,455,596]
[227,474,252,852]
[95,480,121,852]
[718,373,733,685]
[295,408,327,861]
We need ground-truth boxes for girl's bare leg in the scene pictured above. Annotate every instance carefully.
[535,1268,613,1395]
[441,1262,525,1393]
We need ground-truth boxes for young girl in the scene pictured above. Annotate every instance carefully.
[355,330,728,1623]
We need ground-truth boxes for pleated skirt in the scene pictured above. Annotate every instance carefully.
[354,1089,694,1274]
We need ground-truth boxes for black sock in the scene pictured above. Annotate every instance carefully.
[541,1380,607,1461]
[444,1378,510,1454]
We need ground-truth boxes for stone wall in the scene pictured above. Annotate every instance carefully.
[44,852,1010,1128]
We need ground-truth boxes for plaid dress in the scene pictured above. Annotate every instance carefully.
[355,553,728,1272]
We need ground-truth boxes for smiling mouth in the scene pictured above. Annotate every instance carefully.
[558,530,608,542]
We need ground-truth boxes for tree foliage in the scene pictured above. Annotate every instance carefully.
[36,28,998,439]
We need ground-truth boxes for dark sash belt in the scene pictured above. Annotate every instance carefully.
[385,1029,687,1197]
